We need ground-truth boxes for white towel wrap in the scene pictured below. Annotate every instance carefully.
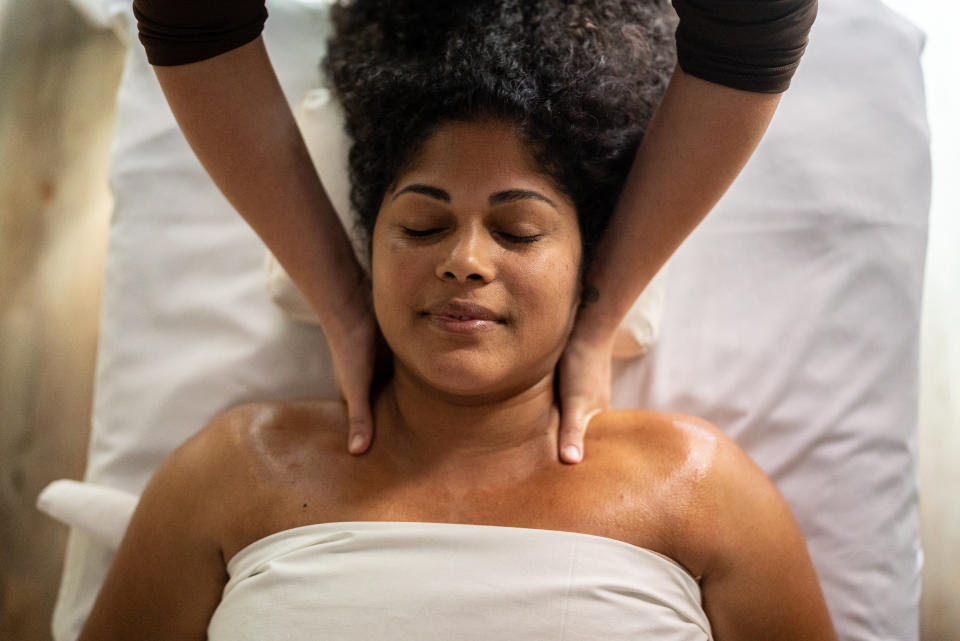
[209,521,712,640]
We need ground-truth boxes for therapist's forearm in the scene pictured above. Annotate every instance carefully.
[578,65,780,339]
[152,37,366,336]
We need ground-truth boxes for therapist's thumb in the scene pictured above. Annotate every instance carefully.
[558,399,599,464]
[345,385,374,455]
[327,307,378,456]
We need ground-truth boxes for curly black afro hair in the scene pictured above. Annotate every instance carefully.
[324,0,678,259]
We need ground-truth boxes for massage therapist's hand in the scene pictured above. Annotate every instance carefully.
[557,319,615,464]
[555,68,784,464]
[150,38,379,453]
[331,287,378,455]
[321,281,377,455]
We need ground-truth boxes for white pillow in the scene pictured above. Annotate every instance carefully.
[49,1,929,640]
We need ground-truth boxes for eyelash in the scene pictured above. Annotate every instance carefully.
[401,227,444,238]
[502,233,543,244]
[401,227,542,244]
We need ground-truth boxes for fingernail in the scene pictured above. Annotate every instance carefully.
[562,445,582,463]
[349,434,366,453]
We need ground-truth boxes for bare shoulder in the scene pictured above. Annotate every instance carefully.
[588,411,836,639]
[586,410,730,485]
[130,398,353,536]
[585,411,782,569]
[591,409,787,530]
[204,397,350,442]
[186,398,350,472]
[588,409,767,483]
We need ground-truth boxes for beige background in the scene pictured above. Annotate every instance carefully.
[0,1,956,640]
[0,0,121,638]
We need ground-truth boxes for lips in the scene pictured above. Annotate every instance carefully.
[423,300,505,323]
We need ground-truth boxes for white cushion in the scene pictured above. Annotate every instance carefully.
[50,0,929,640]
[37,481,137,551]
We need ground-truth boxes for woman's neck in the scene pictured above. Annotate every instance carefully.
[373,366,561,486]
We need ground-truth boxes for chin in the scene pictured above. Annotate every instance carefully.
[401,348,556,402]
[414,354,510,396]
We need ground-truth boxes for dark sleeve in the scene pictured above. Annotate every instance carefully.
[671,0,818,93]
[133,0,268,66]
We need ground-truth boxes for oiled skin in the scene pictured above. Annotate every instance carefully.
[213,401,716,569]
[79,398,837,641]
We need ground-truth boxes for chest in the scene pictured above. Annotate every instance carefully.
[221,453,686,568]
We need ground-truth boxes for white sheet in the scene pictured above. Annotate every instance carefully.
[49,1,930,640]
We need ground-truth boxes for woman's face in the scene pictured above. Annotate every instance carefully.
[371,119,583,399]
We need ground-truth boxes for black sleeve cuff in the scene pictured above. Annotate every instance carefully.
[133,0,269,67]
[672,0,818,93]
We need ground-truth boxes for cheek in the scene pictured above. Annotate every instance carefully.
[370,240,433,336]
[370,233,403,332]
[510,249,581,335]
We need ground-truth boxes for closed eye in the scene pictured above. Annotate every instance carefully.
[401,227,542,244]
[499,232,543,244]
[402,227,445,237]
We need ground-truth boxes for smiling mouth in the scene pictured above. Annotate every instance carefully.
[423,314,502,336]
[420,301,506,334]
[422,311,505,325]
[436,313,499,322]
[422,300,505,324]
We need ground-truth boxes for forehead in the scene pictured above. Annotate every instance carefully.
[390,119,572,207]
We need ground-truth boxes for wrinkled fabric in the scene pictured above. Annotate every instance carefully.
[672,0,817,92]
[208,521,712,640]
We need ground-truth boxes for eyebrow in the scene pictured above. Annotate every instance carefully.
[489,189,557,210]
[392,184,450,202]
[392,183,558,210]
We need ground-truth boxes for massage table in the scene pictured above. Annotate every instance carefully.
[39,1,930,639]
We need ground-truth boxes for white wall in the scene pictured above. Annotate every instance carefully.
[879,2,960,639]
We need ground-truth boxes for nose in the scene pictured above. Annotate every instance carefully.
[435,226,496,284]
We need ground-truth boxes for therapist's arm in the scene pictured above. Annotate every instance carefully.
[152,36,376,454]
[557,66,780,462]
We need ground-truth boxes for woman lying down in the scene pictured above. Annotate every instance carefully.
[80,1,837,639]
